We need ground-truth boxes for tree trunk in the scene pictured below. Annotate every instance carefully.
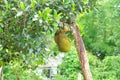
[73,23,93,80]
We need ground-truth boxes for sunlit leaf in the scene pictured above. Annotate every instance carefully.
[5,3,10,9]
[31,0,37,7]
[15,11,23,17]
[0,45,3,51]
[6,49,9,53]
[38,11,42,17]
[20,1,25,10]
[32,14,39,21]
[62,0,70,4]
[83,0,88,4]
[52,22,58,27]
[0,27,3,33]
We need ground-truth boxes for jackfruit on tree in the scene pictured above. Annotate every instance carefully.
[54,29,71,52]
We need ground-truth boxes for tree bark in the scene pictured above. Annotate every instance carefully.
[73,23,93,80]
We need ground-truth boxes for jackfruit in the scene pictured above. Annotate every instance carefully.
[54,29,71,52]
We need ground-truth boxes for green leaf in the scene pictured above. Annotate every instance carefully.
[0,27,3,33]
[83,0,88,4]
[38,11,42,17]
[31,0,37,7]
[5,3,10,9]
[3,67,10,74]
[6,49,9,53]
[52,22,58,27]
[20,1,25,10]
[0,44,3,51]
[42,8,52,20]
[65,0,70,4]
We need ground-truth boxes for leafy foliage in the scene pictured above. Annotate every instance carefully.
[0,0,98,66]
[0,0,98,79]
[3,60,41,80]
[0,0,57,65]
[77,0,120,59]
[57,46,82,80]
[58,47,120,80]
[1,0,119,79]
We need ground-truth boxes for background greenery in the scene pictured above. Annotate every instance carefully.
[77,0,120,59]
[0,0,120,80]
[58,46,120,80]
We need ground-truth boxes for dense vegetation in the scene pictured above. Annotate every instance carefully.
[57,46,120,80]
[77,0,120,59]
[0,0,120,80]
